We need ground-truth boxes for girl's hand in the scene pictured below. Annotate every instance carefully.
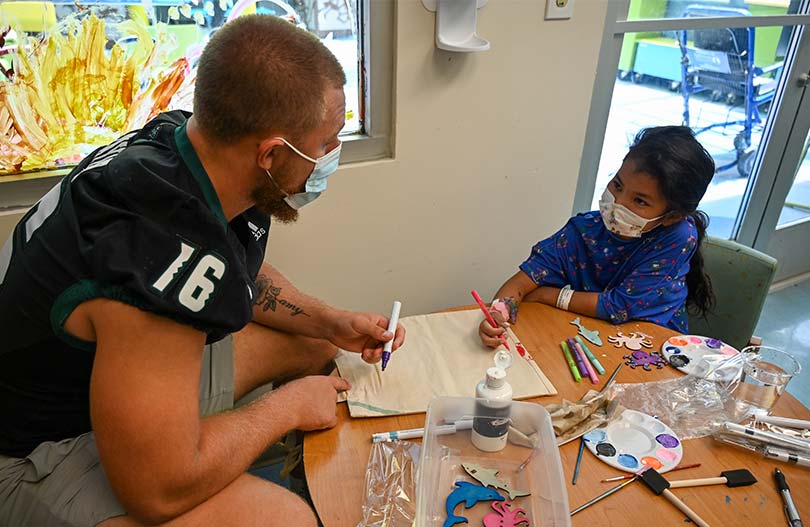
[478,310,508,349]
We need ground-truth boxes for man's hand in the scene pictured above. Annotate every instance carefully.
[478,310,508,349]
[276,375,351,431]
[327,310,406,363]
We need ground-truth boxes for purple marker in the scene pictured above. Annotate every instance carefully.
[381,301,401,371]
[567,338,589,378]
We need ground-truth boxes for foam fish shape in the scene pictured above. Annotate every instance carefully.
[462,463,531,501]
[444,481,505,527]
[570,317,603,346]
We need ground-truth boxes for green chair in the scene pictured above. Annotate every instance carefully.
[688,236,778,351]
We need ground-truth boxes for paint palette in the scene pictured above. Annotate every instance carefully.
[584,409,683,473]
[660,335,739,377]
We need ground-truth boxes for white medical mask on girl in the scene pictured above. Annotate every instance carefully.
[599,187,667,238]
[265,138,342,209]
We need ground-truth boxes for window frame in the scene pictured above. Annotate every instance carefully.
[0,0,394,211]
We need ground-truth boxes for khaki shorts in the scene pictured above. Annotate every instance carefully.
[0,335,235,527]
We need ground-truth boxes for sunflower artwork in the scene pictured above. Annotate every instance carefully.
[0,12,193,175]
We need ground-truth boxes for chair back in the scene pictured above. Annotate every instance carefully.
[688,236,777,351]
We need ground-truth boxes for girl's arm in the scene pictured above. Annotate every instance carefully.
[492,271,538,308]
[524,286,599,318]
[479,275,600,348]
[478,271,537,348]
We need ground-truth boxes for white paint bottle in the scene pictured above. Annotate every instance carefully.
[471,366,512,452]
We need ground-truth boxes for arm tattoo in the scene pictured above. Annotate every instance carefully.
[254,274,310,317]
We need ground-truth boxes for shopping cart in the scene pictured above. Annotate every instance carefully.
[679,5,782,177]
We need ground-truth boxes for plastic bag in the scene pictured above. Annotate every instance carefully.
[607,352,753,440]
[356,440,421,527]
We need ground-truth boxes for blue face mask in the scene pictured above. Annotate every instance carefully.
[265,138,342,209]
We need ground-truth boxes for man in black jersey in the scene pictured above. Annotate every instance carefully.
[0,15,404,527]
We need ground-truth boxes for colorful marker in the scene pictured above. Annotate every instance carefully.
[573,340,599,384]
[381,300,401,371]
[567,338,590,380]
[471,289,510,351]
[764,447,810,468]
[575,335,606,375]
[371,419,473,443]
[560,341,582,382]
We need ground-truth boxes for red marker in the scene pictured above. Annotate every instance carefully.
[471,289,510,350]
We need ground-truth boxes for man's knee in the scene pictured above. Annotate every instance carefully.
[98,476,318,527]
[301,337,338,376]
[277,490,319,527]
[248,478,318,527]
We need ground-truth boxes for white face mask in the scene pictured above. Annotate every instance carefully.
[599,187,666,238]
[265,138,342,210]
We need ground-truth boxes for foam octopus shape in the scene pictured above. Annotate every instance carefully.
[607,331,653,351]
[623,350,668,371]
[483,501,531,527]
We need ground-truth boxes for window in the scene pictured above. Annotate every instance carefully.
[574,0,810,242]
[0,0,392,207]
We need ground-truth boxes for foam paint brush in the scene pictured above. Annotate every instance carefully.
[668,469,757,489]
[638,468,711,527]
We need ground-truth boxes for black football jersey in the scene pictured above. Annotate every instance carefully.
[0,111,269,457]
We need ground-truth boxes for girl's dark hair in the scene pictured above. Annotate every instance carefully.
[624,126,716,318]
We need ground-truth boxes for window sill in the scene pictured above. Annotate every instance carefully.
[0,132,392,211]
[0,168,69,212]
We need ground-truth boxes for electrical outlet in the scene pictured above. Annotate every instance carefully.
[545,0,573,20]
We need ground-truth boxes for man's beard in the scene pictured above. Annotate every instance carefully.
[251,179,299,224]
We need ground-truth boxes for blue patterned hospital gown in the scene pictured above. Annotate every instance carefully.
[518,211,697,332]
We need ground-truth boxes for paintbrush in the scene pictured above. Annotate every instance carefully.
[602,462,702,482]
[599,362,622,395]
[637,468,711,527]
[571,476,639,515]
[572,437,586,485]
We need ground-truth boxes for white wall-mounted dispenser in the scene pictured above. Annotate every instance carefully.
[422,0,490,53]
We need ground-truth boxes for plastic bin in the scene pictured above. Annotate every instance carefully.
[416,396,570,527]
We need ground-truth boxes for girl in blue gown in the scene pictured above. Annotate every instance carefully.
[480,126,716,346]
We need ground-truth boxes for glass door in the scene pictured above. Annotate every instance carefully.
[575,0,810,283]
[733,21,810,281]
[742,29,810,281]
[768,132,810,281]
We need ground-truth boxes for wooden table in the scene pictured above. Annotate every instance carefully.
[305,303,810,526]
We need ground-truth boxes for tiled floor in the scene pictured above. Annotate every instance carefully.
[754,279,810,409]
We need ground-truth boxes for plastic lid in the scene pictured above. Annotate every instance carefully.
[494,349,514,370]
[486,367,506,388]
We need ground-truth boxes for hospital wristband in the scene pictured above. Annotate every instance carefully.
[556,285,574,311]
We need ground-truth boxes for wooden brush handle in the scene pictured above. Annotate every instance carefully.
[662,489,711,527]
[669,477,727,488]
